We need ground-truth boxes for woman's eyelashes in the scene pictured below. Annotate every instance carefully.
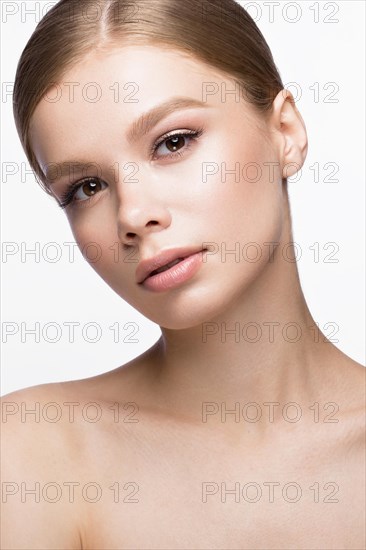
[58,127,204,209]
[150,127,204,160]
[58,178,108,209]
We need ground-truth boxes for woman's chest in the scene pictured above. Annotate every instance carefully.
[77,423,364,549]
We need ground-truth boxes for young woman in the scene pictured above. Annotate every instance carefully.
[2,0,365,548]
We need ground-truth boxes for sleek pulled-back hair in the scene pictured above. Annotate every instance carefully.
[13,0,285,195]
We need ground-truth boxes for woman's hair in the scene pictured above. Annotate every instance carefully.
[13,0,285,195]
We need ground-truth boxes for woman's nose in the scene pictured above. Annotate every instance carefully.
[115,177,172,245]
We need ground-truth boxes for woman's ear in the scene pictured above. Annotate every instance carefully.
[270,89,308,178]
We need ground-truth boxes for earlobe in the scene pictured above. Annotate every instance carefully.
[271,89,308,178]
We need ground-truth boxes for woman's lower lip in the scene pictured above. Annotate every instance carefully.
[141,250,205,292]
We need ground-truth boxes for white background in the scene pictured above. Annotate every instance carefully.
[1,0,365,395]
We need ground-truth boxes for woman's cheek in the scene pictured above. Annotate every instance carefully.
[205,138,283,246]
[67,220,111,271]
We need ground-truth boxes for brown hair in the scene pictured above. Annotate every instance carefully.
[13,0,284,195]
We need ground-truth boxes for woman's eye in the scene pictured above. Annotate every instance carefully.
[155,134,186,156]
[74,179,106,201]
[59,178,107,209]
[152,129,203,160]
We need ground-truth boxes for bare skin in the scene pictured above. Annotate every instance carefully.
[1,45,365,549]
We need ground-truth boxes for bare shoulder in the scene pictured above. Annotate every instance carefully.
[1,381,77,443]
[337,356,365,447]
[0,358,157,549]
[1,383,84,549]
[335,352,365,413]
[0,367,147,550]
[1,373,130,440]
[325,351,366,441]
[329,356,366,545]
[1,350,154,462]
[318,350,366,466]
[0,380,93,480]
[318,345,365,410]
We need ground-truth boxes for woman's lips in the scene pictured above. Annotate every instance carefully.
[136,246,206,284]
[140,250,206,292]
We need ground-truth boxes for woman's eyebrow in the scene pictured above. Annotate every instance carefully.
[44,96,210,184]
[126,95,210,144]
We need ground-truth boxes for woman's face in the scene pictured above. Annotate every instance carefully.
[30,45,288,329]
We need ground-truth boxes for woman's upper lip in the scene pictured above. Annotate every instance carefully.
[136,247,205,284]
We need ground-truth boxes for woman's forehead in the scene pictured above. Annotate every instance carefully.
[29,45,235,131]
[28,45,254,149]
[54,44,226,87]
